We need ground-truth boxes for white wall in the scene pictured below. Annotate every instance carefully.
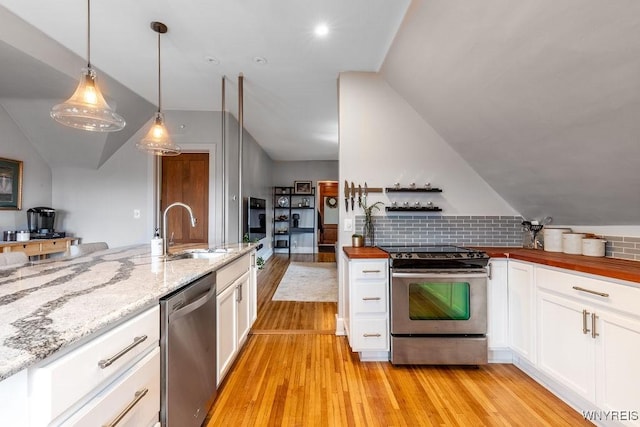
[337,72,519,326]
[0,105,52,232]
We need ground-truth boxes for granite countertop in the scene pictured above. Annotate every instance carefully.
[0,243,255,382]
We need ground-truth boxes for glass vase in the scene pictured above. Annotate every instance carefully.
[363,220,375,247]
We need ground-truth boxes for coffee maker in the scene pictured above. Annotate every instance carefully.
[27,207,65,239]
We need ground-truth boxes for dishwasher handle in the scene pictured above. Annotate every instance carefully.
[168,285,216,323]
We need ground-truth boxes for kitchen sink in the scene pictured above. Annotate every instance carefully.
[170,249,228,260]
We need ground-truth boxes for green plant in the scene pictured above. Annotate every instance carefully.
[361,200,384,246]
[256,256,265,270]
[352,233,363,238]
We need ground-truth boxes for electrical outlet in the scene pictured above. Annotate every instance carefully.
[133,209,141,219]
[344,218,353,232]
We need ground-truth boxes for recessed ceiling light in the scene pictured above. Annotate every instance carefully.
[253,56,268,65]
[204,55,220,64]
[314,23,329,37]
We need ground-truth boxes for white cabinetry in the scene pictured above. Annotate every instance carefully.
[29,305,160,426]
[345,257,389,361]
[216,253,253,386]
[508,261,536,364]
[487,259,509,362]
[536,267,640,424]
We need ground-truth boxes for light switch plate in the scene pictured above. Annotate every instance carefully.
[344,218,353,232]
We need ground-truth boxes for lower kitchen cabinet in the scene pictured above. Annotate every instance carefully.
[487,259,509,361]
[216,253,253,386]
[29,305,160,426]
[536,266,640,424]
[507,261,536,364]
[344,256,389,361]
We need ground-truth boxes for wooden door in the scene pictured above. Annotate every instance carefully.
[318,181,339,245]
[161,153,208,245]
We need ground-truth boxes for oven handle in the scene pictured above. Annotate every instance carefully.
[391,271,487,279]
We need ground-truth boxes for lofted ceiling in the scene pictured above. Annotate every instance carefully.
[0,0,410,162]
[382,0,640,225]
[2,0,639,225]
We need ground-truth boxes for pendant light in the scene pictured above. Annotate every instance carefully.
[50,0,126,132]
[136,22,181,156]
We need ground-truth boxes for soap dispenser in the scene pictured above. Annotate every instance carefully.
[151,228,163,256]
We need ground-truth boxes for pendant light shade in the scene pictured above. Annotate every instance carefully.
[50,0,125,132]
[136,22,181,156]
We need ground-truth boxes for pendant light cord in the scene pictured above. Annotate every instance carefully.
[157,30,162,113]
[86,0,91,68]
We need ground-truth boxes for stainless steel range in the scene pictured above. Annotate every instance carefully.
[379,245,489,365]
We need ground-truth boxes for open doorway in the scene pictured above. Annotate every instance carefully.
[161,153,209,245]
[317,180,338,253]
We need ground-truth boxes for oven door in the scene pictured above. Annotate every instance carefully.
[390,270,487,335]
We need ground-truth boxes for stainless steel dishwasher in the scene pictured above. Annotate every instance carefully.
[160,272,216,427]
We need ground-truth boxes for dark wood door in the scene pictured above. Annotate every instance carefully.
[318,181,338,245]
[161,153,208,244]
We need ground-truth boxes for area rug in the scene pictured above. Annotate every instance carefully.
[272,262,337,302]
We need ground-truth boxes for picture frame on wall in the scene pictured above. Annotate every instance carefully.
[0,158,23,210]
[294,180,312,194]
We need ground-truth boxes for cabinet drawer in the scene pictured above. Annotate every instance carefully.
[217,254,250,293]
[61,347,160,427]
[351,318,388,351]
[353,261,387,280]
[536,267,640,316]
[353,282,387,313]
[17,243,41,256]
[29,306,160,426]
[40,240,65,254]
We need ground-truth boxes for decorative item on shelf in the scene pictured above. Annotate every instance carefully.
[362,200,384,247]
[352,234,364,248]
[292,213,300,228]
[302,197,309,207]
[277,196,288,207]
[294,181,312,194]
[277,214,288,221]
[50,0,126,132]
[136,21,181,156]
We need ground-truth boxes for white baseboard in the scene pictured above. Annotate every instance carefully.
[335,315,345,336]
[359,351,390,362]
[488,347,513,364]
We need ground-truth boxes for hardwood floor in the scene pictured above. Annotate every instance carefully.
[205,253,592,426]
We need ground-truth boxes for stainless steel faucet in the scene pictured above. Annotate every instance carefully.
[162,202,197,256]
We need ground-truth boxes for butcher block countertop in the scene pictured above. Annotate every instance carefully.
[475,247,640,285]
[344,246,640,285]
[343,246,389,259]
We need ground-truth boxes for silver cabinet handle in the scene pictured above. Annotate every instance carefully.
[582,309,591,334]
[487,262,492,280]
[572,286,609,298]
[362,297,381,301]
[362,270,381,273]
[236,283,243,303]
[98,335,148,369]
[591,312,599,339]
[363,333,381,337]
[103,388,148,427]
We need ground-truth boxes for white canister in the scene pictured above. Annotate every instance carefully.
[582,238,606,257]
[543,227,572,252]
[16,231,30,242]
[562,233,585,255]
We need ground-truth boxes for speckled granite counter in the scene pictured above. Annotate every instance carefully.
[0,243,255,382]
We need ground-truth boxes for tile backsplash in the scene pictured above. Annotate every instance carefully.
[355,215,523,247]
[603,236,640,262]
[353,215,640,263]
